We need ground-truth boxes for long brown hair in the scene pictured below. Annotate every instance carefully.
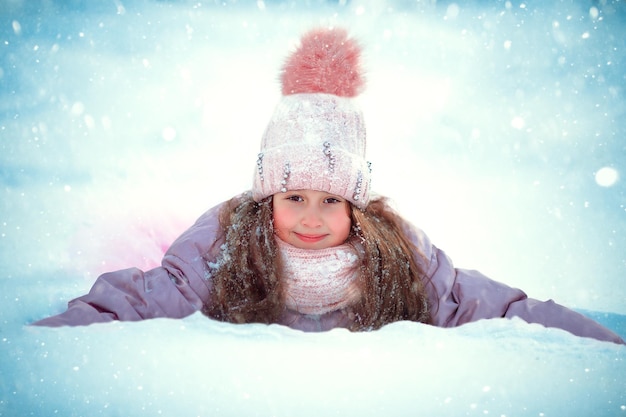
[203,192,431,330]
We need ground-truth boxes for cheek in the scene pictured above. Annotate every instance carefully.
[332,208,352,240]
[340,216,352,238]
[272,206,291,235]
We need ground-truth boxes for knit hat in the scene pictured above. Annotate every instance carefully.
[252,27,371,209]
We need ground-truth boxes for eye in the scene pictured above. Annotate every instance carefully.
[324,197,342,204]
[286,194,304,202]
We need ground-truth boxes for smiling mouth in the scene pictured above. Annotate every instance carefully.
[295,233,326,243]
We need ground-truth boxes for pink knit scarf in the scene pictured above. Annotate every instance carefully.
[276,238,362,315]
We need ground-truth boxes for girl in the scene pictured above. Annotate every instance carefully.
[33,28,624,344]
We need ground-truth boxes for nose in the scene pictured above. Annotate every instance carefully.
[301,205,322,228]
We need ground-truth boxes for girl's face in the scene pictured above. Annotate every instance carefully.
[272,189,352,250]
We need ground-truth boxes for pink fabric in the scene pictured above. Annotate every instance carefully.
[252,27,370,208]
[281,28,364,97]
[252,94,371,208]
[277,237,361,315]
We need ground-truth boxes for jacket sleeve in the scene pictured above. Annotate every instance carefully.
[32,203,225,327]
[404,222,625,344]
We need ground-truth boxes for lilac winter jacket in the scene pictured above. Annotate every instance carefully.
[33,198,625,344]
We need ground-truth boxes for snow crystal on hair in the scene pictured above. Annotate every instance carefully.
[281,27,364,97]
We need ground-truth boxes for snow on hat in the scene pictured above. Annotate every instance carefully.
[252,27,371,209]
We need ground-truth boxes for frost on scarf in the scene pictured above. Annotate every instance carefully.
[276,238,362,315]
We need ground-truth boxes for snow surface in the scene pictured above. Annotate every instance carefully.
[1,0,625,416]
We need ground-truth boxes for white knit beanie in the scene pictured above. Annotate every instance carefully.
[252,27,371,209]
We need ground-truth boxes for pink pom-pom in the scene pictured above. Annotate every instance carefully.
[281,27,364,97]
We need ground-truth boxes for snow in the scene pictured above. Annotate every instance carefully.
[5,315,626,416]
[1,0,625,416]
